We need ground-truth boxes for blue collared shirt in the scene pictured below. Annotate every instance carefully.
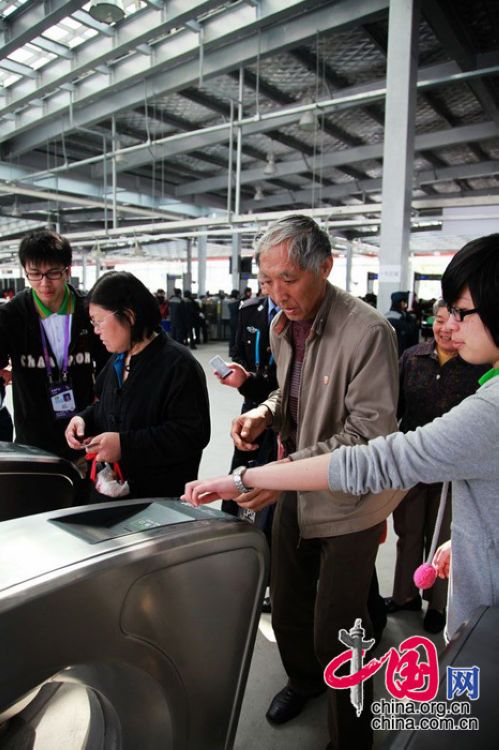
[268,299,279,325]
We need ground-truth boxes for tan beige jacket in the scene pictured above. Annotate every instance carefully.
[263,283,406,538]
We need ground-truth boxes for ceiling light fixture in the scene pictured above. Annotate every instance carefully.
[299,105,317,132]
[254,186,264,201]
[89,0,125,24]
[133,240,145,256]
[11,200,21,218]
[263,153,276,176]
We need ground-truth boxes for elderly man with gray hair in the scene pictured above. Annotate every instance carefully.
[385,298,487,633]
[227,215,402,749]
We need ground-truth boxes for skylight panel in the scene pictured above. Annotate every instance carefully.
[31,51,56,69]
[1,73,21,87]
[8,47,32,64]
[0,1,30,17]
[43,15,98,50]
[63,17,82,31]
[43,26,67,42]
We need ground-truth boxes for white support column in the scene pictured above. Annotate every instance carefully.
[197,231,207,296]
[345,242,353,293]
[378,0,420,314]
[111,116,118,230]
[186,238,192,289]
[231,233,241,291]
[94,253,101,280]
[81,251,87,291]
[234,67,244,216]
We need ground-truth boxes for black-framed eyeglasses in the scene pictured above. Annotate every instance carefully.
[447,305,480,322]
[25,267,68,281]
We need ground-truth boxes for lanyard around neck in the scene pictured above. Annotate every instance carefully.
[255,328,274,368]
[39,315,71,382]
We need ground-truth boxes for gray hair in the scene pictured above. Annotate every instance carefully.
[432,297,447,316]
[254,215,332,274]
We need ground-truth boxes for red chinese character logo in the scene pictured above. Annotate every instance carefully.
[324,621,439,714]
[384,636,439,701]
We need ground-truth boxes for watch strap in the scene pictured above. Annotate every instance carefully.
[232,465,252,494]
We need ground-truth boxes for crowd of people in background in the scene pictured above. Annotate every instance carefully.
[152,284,255,353]
[150,283,458,359]
[2,269,442,360]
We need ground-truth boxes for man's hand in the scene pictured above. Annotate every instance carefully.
[433,540,451,579]
[216,361,250,389]
[0,368,12,386]
[85,432,121,462]
[231,406,270,451]
[235,488,280,511]
[232,457,290,509]
[65,416,88,449]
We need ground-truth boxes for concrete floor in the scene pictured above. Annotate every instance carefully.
[3,339,446,749]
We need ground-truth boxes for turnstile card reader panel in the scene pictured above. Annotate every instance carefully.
[50,499,201,543]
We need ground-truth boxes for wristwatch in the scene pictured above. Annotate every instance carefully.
[232,465,253,494]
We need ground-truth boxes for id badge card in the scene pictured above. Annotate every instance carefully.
[48,381,76,420]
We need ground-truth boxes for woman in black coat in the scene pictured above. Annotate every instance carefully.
[65,272,210,499]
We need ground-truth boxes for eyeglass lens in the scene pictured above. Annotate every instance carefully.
[26,268,66,281]
[90,311,116,329]
[448,306,478,322]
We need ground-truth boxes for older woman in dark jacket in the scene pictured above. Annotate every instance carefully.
[65,271,210,499]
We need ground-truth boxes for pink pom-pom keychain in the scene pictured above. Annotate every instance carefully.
[413,482,449,590]
[413,562,437,589]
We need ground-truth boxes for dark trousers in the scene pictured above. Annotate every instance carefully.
[271,492,383,750]
[199,319,209,343]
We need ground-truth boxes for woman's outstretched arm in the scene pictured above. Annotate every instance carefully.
[182,453,331,507]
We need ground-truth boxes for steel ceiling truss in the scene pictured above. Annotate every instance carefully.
[0,0,498,247]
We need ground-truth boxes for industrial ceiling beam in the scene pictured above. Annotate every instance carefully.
[0,0,86,60]
[175,121,499,196]
[0,0,225,121]
[422,0,499,126]
[8,193,498,246]
[2,0,390,155]
[241,159,499,210]
[91,60,489,177]
[177,88,299,192]
[0,161,206,220]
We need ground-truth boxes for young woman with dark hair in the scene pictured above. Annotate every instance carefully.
[183,235,499,641]
[441,233,499,346]
[66,272,210,499]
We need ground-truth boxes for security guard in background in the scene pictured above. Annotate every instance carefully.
[228,293,279,467]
